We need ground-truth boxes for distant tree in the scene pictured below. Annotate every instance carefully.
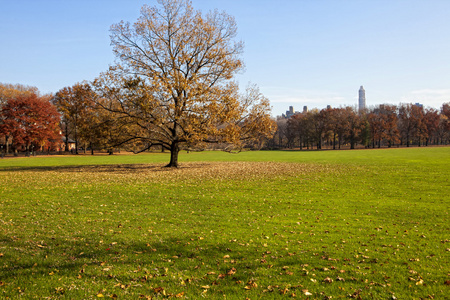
[423,107,440,145]
[310,109,327,149]
[442,103,450,132]
[367,104,399,148]
[53,83,96,154]
[438,102,450,144]
[341,107,361,149]
[320,107,334,149]
[0,94,60,155]
[398,103,426,147]
[301,112,316,149]
[275,118,288,148]
[288,113,309,150]
[0,83,39,106]
[287,110,317,150]
[94,0,275,166]
[326,108,340,149]
[277,117,297,148]
[324,107,354,150]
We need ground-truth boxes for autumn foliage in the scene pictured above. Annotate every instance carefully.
[0,93,60,154]
[93,0,276,166]
[275,103,450,149]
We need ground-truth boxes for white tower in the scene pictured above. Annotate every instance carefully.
[358,86,366,113]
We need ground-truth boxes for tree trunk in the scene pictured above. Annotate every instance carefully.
[350,134,355,149]
[64,120,70,152]
[75,129,79,154]
[5,136,9,154]
[167,142,179,168]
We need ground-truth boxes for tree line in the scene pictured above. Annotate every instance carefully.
[271,103,450,150]
[3,80,449,158]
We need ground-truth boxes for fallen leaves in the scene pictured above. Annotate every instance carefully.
[153,287,165,295]
[244,280,258,290]
[35,161,333,186]
[226,267,236,276]
[415,279,424,285]
[1,158,449,299]
[323,277,333,283]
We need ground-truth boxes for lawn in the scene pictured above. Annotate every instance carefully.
[0,147,449,299]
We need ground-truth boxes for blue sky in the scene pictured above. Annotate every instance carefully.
[1,0,449,116]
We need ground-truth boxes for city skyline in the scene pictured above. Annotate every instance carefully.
[1,0,450,117]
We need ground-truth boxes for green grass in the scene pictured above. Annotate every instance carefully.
[0,147,449,299]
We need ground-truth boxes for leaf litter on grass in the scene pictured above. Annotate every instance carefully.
[1,159,448,299]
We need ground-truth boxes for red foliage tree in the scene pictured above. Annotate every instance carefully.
[0,94,60,154]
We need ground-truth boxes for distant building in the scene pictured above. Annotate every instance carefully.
[280,106,299,118]
[303,106,308,113]
[286,106,295,118]
[414,102,423,108]
[61,136,76,151]
[358,86,366,112]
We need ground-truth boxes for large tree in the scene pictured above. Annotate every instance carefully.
[93,0,275,167]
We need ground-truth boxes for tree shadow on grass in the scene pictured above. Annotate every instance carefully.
[0,162,212,173]
[0,233,309,298]
[0,232,304,280]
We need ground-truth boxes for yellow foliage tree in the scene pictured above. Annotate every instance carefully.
[93,0,275,167]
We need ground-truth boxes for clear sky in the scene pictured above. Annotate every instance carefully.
[1,0,449,116]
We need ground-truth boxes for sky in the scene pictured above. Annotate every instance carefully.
[1,0,450,117]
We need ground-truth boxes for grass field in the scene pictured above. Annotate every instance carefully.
[0,147,449,299]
